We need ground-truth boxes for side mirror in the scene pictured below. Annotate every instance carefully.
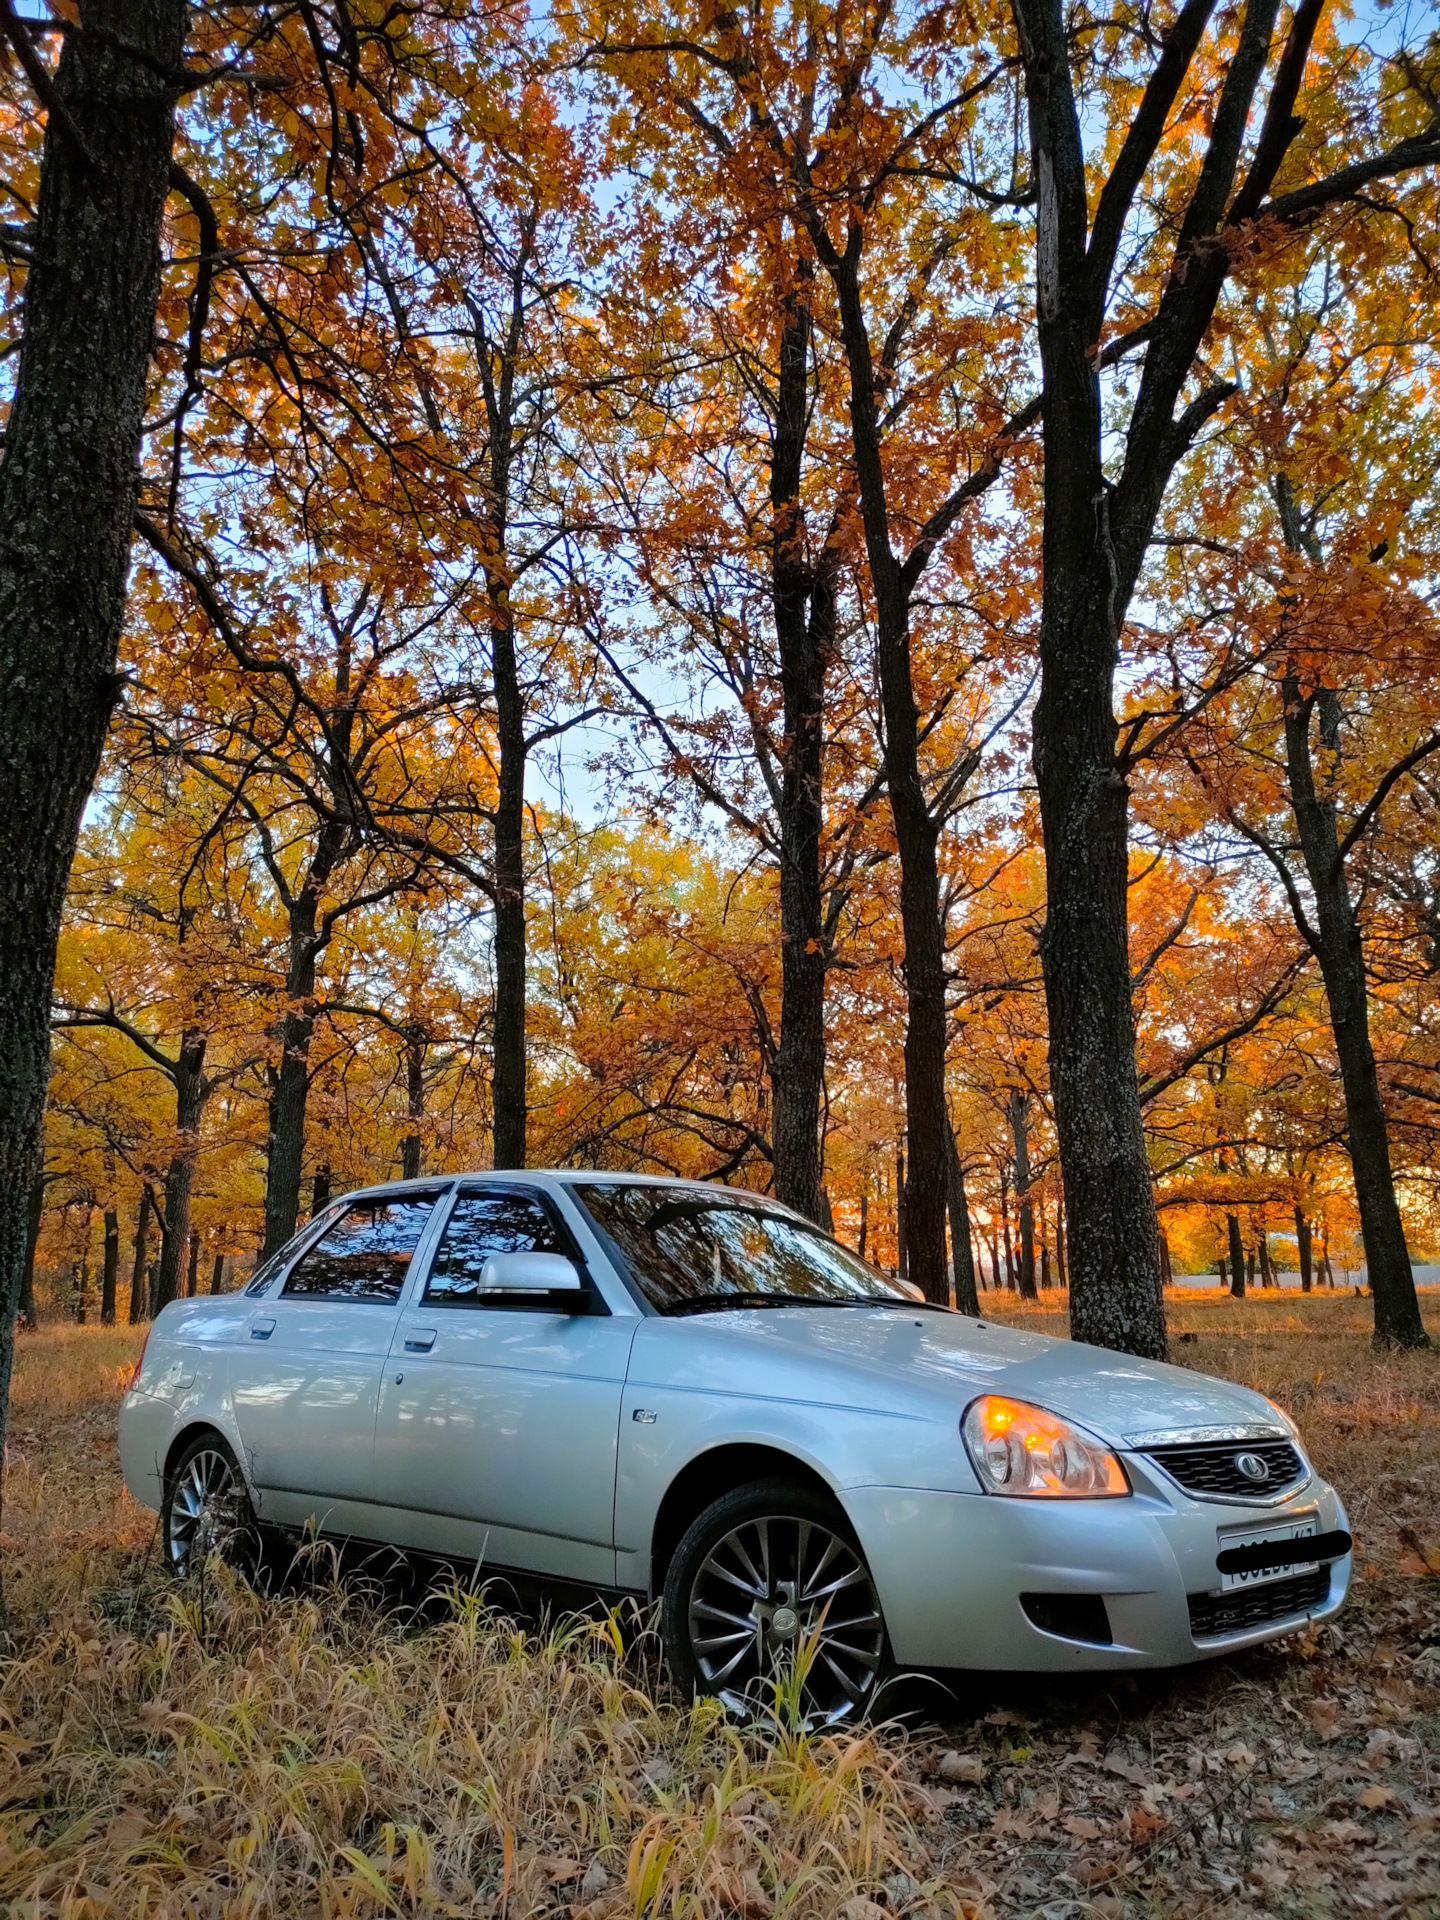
[479,1251,583,1293]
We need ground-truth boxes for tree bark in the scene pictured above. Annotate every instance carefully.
[209,1249,226,1294]
[20,1177,43,1332]
[129,1188,151,1324]
[1295,1205,1313,1293]
[490,592,527,1168]
[1257,1230,1273,1290]
[401,1025,425,1179]
[101,1208,119,1324]
[857,1188,868,1260]
[1007,1089,1039,1300]
[945,1117,981,1316]
[0,0,188,1628]
[186,1229,200,1297]
[263,883,331,1256]
[1280,675,1427,1347]
[769,286,833,1224]
[1227,1212,1246,1298]
[154,1026,206,1312]
[824,254,950,1305]
[895,1147,908,1282]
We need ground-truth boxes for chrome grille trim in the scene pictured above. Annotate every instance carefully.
[1142,1436,1309,1506]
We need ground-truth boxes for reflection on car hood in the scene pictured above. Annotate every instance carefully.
[640,1306,1282,1447]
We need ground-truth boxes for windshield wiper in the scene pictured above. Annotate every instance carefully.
[665,1290,850,1315]
[664,1290,936,1316]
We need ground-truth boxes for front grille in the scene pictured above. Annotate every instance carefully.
[1146,1437,1305,1500]
[1188,1566,1329,1639]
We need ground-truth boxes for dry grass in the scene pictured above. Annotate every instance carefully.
[1,1299,1438,1919]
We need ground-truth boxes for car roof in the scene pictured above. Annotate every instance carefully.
[337,1168,778,1201]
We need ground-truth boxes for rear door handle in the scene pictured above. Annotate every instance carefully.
[250,1317,276,1340]
[404,1328,437,1352]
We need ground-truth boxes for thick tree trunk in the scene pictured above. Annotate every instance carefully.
[1227,1213,1246,1298]
[210,1249,226,1294]
[1295,1206,1313,1293]
[154,1027,206,1312]
[895,1148,908,1282]
[1281,680,1427,1346]
[129,1189,151,1324]
[101,1209,119,1324]
[186,1230,200,1297]
[0,0,187,1628]
[766,283,832,1223]
[1246,1250,1256,1290]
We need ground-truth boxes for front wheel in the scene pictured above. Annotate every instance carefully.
[662,1478,891,1726]
[162,1432,264,1582]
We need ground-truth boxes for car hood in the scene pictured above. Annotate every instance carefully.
[640,1306,1285,1447]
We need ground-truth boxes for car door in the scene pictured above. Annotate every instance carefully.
[371,1184,638,1585]
[231,1187,447,1535]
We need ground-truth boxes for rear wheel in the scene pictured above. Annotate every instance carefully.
[662,1478,891,1726]
[162,1433,264,1582]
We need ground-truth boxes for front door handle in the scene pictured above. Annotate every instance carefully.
[250,1317,276,1340]
[403,1328,437,1352]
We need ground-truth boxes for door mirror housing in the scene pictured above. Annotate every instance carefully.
[479,1251,583,1293]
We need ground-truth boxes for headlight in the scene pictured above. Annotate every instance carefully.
[961,1395,1130,1498]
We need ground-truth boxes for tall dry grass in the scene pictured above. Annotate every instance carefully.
[2,1297,1438,1918]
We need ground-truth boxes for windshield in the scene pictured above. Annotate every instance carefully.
[573,1182,927,1315]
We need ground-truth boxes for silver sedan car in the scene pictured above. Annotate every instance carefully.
[120,1171,1352,1721]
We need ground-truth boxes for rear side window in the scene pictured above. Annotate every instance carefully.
[424,1189,562,1304]
[283,1193,441,1303]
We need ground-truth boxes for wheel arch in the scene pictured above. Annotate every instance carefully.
[649,1443,846,1598]
[162,1420,242,1492]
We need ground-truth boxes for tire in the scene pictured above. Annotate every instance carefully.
[662,1478,892,1726]
[161,1432,266,1584]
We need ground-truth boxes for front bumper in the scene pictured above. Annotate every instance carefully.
[845,1463,1350,1671]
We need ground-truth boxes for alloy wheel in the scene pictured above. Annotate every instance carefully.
[686,1512,886,1724]
[166,1445,248,1571]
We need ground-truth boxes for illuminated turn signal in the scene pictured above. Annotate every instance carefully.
[961,1395,1130,1498]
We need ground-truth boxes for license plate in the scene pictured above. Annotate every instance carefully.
[1218,1516,1318,1591]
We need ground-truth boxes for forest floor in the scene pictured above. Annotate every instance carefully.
[1,1291,1438,1918]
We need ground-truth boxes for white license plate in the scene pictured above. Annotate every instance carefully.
[1218,1517,1318,1591]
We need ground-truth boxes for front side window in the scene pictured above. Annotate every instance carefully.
[244,1202,346,1295]
[283,1193,441,1303]
[574,1182,923,1315]
[424,1189,563,1304]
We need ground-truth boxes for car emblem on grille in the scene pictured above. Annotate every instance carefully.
[1234,1451,1271,1483]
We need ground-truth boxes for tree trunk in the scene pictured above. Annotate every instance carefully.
[312,1167,331,1215]
[0,0,188,1630]
[1159,1233,1173,1289]
[1218,1256,1227,1288]
[1321,1225,1333,1288]
[827,258,949,1305]
[1257,1231,1274,1290]
[1227,1213,1246,1299]
[768,282,832,1224]
[1246,1249,1256,1291]
[1007,1089,1039,1300]
[1281,676,1427,1347]
[857,1188,868,1260]
[154,1027,206,1312]
[129,1189,151,1325]
[401,1025,425,1180]
[1295,1205,1313,1293]
[945,1117,981,1316]
[20,1177,43,1332]
[186,1229,200,1297]
[895,1148,908,1282]
[989,1235,1003,1292]
[209,1249,226,1294]
[263,895,323,1258]
[1055,1205,1067,1289]
[101,1208,119,1325]
[491,598,527,1170]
